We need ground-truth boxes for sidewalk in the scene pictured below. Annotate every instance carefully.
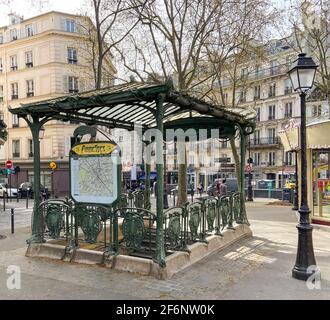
[0,202,329,299]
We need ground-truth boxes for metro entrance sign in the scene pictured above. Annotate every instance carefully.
[6,160,13,169]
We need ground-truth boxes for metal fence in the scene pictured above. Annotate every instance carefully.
[38,191,248,260]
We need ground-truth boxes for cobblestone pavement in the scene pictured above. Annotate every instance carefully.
[0,202,329,300]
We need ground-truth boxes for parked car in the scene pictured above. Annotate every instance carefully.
[18,182,50,199]
[207,178,238,196]
[0,183,18,198]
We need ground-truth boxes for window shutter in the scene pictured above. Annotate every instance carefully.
[63,75,69,93]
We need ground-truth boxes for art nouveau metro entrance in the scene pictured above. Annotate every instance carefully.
[9,81,256,277]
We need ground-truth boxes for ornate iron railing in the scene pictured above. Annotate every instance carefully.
[38,191,247,260]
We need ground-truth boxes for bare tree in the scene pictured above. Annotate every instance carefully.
[203,0,275,190]
[80,0,145,89]
[277,0,330,110]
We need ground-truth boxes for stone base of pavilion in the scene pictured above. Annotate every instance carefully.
[26,224,252,279]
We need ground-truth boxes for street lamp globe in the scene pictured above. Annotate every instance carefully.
[288,53,317,93]
[39,126,45,140]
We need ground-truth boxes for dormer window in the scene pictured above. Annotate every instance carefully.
[26,24,34,37]
[10,29,17,41]
[65,20,76,33]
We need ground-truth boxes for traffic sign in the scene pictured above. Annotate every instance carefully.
[6,160,13,169]
[245,164,252,172]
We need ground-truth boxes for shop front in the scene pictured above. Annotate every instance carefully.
[280,120,330,226]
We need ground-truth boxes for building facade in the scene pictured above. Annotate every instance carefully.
[0,11,116,195]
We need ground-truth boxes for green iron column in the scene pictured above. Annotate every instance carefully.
[239,127,249,225]
[155,94,166,267]
[144,141,151,210]
[27,118,43,243]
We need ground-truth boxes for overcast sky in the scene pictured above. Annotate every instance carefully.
[0,0,290,27]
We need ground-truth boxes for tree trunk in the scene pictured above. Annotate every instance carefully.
[177,148,187,206]
[230,138,241,188]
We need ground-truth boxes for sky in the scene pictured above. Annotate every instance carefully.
[0,0,86,26]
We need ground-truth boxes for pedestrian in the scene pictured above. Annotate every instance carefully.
[219,178,228,197]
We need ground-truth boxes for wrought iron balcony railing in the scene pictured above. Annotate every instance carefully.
[249,137,280,146]
[12,153,20,158]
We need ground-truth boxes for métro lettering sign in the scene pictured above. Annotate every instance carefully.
[70,141,121,205]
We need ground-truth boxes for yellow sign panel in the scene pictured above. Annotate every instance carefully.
[72,142,117,156]
[49,162,57,170]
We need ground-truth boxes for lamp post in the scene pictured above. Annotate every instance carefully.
[288,53,319,281]
[292,150,299,211]
[247,139,253,201]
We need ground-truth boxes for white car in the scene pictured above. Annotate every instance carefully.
[0,183,18,198]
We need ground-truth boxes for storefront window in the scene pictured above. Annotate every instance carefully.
[312,150,330,220]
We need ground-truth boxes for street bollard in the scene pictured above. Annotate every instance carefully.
[3,194,5,211]
[11,208,14,234]
[173,191,175,207]
[6,192,8,203]
[26,194,29,209]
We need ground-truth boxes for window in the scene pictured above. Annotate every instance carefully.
[268,151,276,166]
[285,151,293,166]
[28,139,33,157]
[25,24,34,37]
[268,105,276,120]
[25,51,33,68]
[10,55,17,71]
[10,29,17,41]
[224,93,228,105]
[252,130,260,145]
[65,19,76,33]
[12,114,19,128]
[284,78,292,94]
[270,60,279,75]
[239,89,247,103]
[268,128,276,144]
[0,85,3,102]
[220,139,228,148]
[12,140,20,158]
[26,80,34,97]
[11,83,18,100]
[0,57,3,73]
[67,47,77,64]
[254,85,261,100]
[256,107,260,121]
[0,33,3,44]
[253,152,260,166]
[312,105,322,117]
[255,65,261,77]
[68,76,79,93]
[268,83,276,97]
[241,67,248,79]
[284,102,293,118]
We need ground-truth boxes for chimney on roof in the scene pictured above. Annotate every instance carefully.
[8,12,23,25]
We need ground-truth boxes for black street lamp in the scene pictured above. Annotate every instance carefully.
[292,150,299,211]
[288,53,319,281]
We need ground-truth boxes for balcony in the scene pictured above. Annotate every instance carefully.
[28,152,34,158]
[284,87,292,95]
[26,62,33,68]
[250,137,280,148]
[10,66,18,71]
[11,94,18,100]
[27,92,34,97]
[12,153,20,158]
[68,59,78,65]
[268,115,276,121]
[69,89,79,94]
